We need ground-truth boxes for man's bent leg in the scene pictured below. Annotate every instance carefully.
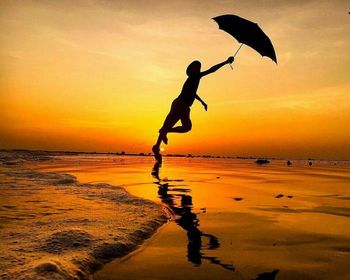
[167,117,192,133]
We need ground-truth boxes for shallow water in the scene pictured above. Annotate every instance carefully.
[33,156,350,280]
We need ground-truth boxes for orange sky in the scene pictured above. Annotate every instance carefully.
[0,1,349,159]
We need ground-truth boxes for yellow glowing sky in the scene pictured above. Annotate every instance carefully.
[0,1,349,159]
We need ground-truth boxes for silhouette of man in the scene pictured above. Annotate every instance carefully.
[152,56,234,161]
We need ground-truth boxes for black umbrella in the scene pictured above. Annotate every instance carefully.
[213,14,277,64]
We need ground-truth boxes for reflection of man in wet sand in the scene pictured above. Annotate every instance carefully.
[152,57,234,162]
[153,162,234,271]
[157,184,234,271]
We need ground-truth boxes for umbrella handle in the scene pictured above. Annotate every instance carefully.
[229,43,243,70]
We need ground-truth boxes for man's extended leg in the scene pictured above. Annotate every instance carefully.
[156,112,180,146]
[153,111,180,158]
[155,133,165,148]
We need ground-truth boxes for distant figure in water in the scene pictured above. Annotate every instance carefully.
[152,56,234,161]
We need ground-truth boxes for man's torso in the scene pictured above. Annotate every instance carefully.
[177,75,201,107]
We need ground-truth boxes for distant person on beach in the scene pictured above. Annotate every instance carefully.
[152,56,234,161]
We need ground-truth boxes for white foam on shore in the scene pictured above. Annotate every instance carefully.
[0,151,167,280]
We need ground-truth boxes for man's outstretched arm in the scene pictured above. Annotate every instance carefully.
[200,56,234,77]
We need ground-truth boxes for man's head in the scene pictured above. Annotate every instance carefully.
[186,60,201,76]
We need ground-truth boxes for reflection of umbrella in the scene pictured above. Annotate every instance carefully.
[213,14,277,64]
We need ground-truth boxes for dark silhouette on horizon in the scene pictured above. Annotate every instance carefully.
[254,269,279,280]
[152,56,234,162]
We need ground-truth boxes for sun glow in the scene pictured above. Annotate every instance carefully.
[0,1,349,159]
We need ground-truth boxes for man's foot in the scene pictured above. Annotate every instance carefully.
[152,145,162,163]
[152,145,160,154]
[162,134,168,145]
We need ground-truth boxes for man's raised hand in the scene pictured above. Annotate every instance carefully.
[227,56,234,64]
[203,102,208,111]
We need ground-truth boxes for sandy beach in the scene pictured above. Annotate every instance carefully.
[1,151,350,280]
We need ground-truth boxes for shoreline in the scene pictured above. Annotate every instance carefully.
[0,151,167,280]
[2,148,349,162]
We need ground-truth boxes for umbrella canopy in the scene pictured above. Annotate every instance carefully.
[213,14,277,64]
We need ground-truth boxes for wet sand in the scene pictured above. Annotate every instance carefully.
[30,155,350,280]
[0,151,166,280]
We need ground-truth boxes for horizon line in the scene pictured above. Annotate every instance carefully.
[1,148,349,162]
